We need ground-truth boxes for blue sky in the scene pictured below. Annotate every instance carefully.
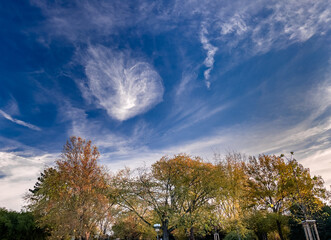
[0,0,331,210]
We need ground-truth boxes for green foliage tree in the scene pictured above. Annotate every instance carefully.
[111,154,220,240]
[154,155,220,240]
[111,212,155,240]
[245,154,327,240]
[26,136,111,240]
[316,205,331,240]
[0,208,47,240]
[284,157,327,221]
[245,155,290,240]
[289,204,331,240]
[223,230,255,240]
[246,210,290,240]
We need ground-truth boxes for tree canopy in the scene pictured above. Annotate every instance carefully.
[26,136,110,240]
[0,208,47,240]
[22,137,330,240]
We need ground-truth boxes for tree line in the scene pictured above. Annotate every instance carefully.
[3,136,330,240]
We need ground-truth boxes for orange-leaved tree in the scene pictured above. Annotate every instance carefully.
[26,137,111,240]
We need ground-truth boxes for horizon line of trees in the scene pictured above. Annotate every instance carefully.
[2,136,331,240]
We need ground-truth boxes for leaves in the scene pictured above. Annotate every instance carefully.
[26,136,111,240]
[0,208,47,240]
[24,140,330,240]
[112,154,221,240]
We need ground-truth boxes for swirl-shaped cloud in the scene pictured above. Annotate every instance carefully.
[84,46,164,121]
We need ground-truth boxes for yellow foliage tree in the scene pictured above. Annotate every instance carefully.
[27,137,111,240]
[245,154,327,240]
[112,154,221,240]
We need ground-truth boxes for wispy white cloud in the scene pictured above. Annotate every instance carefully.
[32,0,331,51]
[56,101,147,155]
[171,0,331,76]
[215,0,331,55]
[0,110,41,131]
[220,13,248,36]
[200,25,218,88]
[0,151,56,211]
[31,0,330,89]
[31,0,129,42]
[30,0,172,43]
[83,46,164,121]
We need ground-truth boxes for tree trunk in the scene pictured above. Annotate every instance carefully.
[256,232,268,240]
[276,219,285,240]
[189,227,195,240]
[162,219,170,240]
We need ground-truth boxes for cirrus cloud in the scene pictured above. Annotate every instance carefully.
[0,110,41,131]
[200,24,218,88]
[83,46,164,121]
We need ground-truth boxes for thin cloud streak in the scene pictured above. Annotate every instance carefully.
[0,110,41,131]
[175,71,197,97]
[200,25,218,88]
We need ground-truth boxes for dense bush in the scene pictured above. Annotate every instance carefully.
[0,208,47,240]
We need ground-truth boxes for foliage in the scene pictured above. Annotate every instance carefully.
[214,153,249,233]
[26,136,111,240]
[111,212,155,240]
[317,205,331,240]
[285,158,327,220]
[22,138,330,240]
[245,154,327,240]
[111,154,221,240]
[0,208,47,240]
[289,205,331,240]
[245,210,290,240]
[223,230,255,240]
[154,154,221,240]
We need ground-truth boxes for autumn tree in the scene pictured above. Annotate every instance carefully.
[26,137,111,240]
[245,154,327,240]
[153,155,220,240]
[111,211,155,240]
[282,155,327,221]
[111,154,220,240]
[214,153,251,237]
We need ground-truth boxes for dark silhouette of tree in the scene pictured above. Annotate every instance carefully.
[0,208,47,240]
